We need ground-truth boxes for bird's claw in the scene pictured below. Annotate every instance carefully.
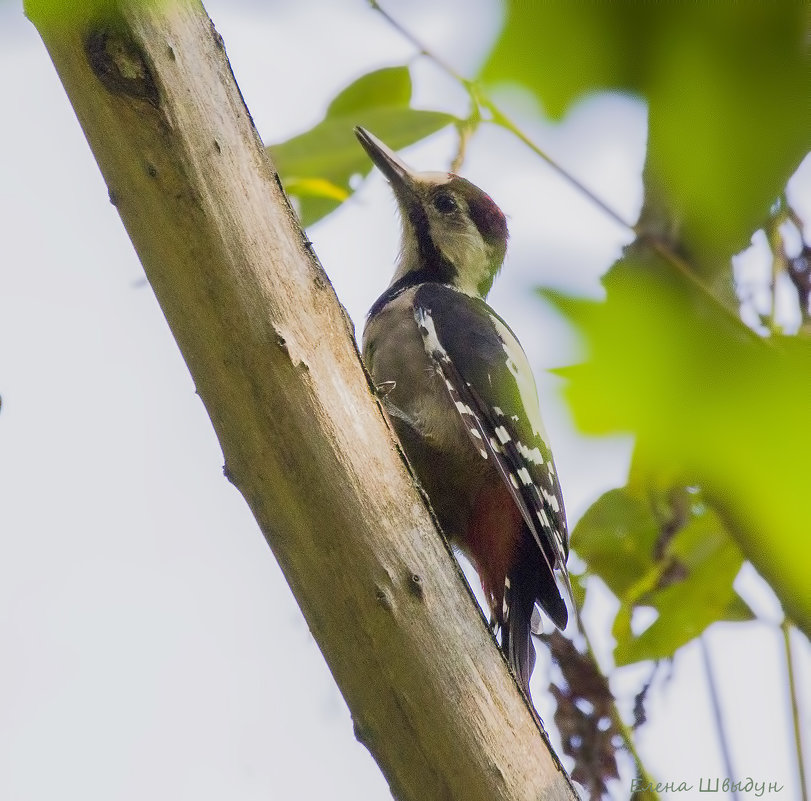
[375,380,396,397]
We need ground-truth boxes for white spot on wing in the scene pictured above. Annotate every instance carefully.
[415,306,446,361]
[516,440,544,465]
[415,304,489,463]
[494,425,510,444]
[542,487,561,513]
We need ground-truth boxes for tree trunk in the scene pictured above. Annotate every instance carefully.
[25,1,579,799]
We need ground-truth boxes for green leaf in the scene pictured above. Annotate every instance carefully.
[614,505,753,666]
[266,67,456,226]
[482,1,811,263]
[644,5,811,260]
[572,488,659,601]
[575,480,753,665]
[721,593,757,624]
[282,178,349,202]
[541,260,811,637]
[326,65,412,117]
[574,479,754,665]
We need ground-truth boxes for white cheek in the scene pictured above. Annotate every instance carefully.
[432,223,482,265]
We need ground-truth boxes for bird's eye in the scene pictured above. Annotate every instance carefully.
[433,193,457,214]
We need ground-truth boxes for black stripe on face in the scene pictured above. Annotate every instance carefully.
[368,193,460,318]
[406,200,457,283]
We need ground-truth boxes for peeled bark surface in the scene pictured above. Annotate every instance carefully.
[25,1,579,799]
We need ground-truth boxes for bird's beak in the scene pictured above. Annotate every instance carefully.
[354,127,418,196]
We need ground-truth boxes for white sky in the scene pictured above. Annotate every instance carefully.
[1,1,808,799]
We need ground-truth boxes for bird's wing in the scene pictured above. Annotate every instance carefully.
[412,284,572,611]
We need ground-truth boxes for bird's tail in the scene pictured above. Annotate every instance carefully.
[503,572,538,697]
[503,540,568,699]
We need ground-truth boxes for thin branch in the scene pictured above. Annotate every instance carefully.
[765,203,790,334]
[645,237,768,346]
[450,111,480,174]
[369,0,470,87]
[782,620,808,801]
[699,636,739,801]
[481,99,636,233]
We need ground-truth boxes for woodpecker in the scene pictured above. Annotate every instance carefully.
[356,127,573,700]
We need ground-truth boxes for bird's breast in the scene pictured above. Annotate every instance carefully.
[362,285,493,537]
[363,286,468,452]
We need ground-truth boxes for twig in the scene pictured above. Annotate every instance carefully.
[368,0,470,87]
[700,636,739,801]
[765,203,790,334]
[782,619,808,801]
[645,237,767,346]
[450,117,476,174]
[481,99,637,233]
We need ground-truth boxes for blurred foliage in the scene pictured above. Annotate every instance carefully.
[267,67,455,226]
[24,0,170,28]
[542,258,811,638]
[481,1,811,265]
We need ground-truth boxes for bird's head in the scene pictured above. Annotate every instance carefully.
[355,127,508,300]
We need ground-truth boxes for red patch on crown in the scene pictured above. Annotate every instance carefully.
[450,176,509,244]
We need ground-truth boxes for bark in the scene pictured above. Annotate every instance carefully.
[25,1,579,799]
